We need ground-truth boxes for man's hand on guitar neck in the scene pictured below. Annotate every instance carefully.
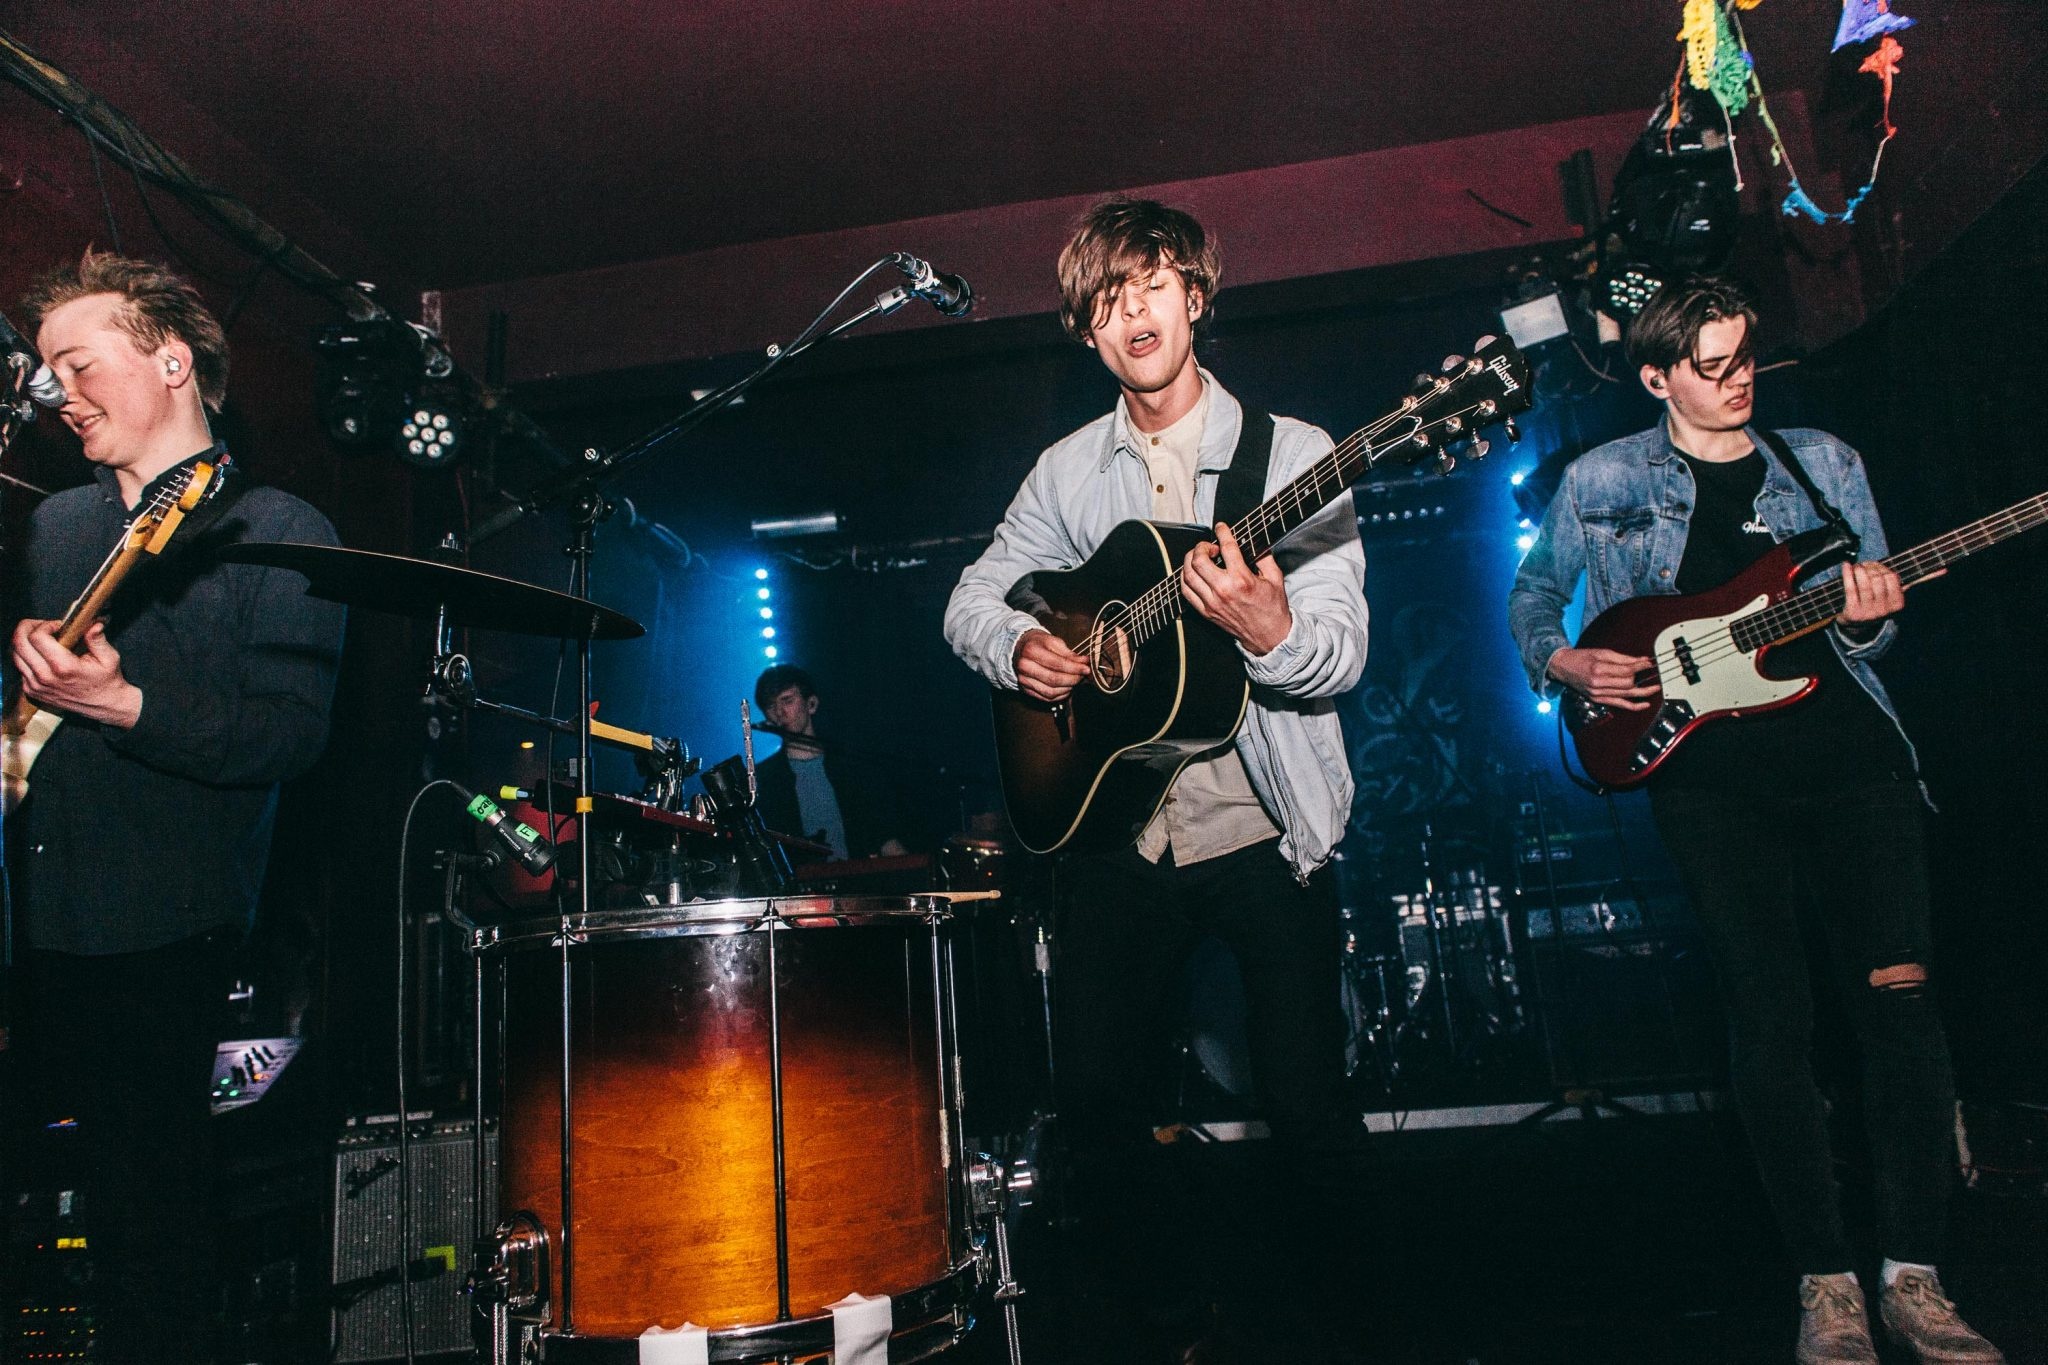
[1547,647,1659,712]
[1835,561,1911,641]
[1014,629,1091,703]
[1182,522,1293,657]
[11,619,143,730]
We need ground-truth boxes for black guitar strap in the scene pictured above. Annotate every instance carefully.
[1756,428,1851,533]
[1213,408,1275,527]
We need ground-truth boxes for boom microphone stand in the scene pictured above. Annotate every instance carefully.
[456,254,973,1340]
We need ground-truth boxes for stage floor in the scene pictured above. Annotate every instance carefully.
[958,1109,2048,1365]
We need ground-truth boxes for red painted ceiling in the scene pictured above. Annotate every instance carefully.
[19,0,1983,291]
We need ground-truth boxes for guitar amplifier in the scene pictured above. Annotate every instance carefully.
[330,1115,497,1362]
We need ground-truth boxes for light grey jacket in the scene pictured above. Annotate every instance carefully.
[943,372,1367,878]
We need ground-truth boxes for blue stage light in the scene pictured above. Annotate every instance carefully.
[1516,534,1536,552]
[764,645,779,659]
[760,607,773,620]
[754,567,769,581]
[1536,698,1553,715]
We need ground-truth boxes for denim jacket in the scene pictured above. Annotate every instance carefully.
[944,371,1367,878]
[1507,421,1918,773]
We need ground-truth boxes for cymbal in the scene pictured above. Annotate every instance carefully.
[215,542,645,640]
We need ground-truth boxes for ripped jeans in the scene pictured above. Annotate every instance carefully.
[1651,779,1957,1274]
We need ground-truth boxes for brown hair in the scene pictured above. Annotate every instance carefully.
[1624,274,1758,376]
[20,249,230,411]
[1056,198,1221,344]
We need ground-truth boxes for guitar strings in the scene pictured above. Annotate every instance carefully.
[1613,492,2048,692]
[1073,395,1494,665]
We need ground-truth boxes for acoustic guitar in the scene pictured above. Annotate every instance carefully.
[992,336,1533,854]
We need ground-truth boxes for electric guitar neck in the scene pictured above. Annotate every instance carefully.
[2,460,220,814]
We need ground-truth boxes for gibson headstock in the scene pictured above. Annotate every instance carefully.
[1380,334,1533,477]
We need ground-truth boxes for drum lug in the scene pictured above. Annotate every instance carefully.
[469,1209,552,1325]
[967,1150,1039,1227]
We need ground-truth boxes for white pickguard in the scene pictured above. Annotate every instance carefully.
[1654,594,1809,718]
[2,707,64,815]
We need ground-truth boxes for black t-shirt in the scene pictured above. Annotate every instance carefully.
[1655,449,1909,792]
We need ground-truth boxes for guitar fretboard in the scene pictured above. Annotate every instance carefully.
[1731,490,2048,651]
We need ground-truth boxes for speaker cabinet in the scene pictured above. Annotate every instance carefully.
[330,1116,497,1362]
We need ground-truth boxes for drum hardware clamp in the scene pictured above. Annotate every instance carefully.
[469,1210,552,1346]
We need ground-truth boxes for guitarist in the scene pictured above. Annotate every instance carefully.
[944,199,1368,1358]
[3,253,343,1364]
[1507,276,2002,1365]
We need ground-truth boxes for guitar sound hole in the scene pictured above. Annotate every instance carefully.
[1089,605,1136,694]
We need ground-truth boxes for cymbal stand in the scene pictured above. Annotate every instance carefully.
[454,259,967,1344]
[1415,822,1459,1057]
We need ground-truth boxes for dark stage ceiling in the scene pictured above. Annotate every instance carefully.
[15,0,2044,301]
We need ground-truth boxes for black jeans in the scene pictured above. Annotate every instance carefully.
[1053,839,1365,1346]
[12,930,235,1364]
[1651,781,1956,1274]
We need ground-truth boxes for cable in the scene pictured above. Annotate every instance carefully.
[394,778,462,1365]
[79,117,120,252]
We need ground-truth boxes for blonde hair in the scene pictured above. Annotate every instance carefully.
[21,249,229,411]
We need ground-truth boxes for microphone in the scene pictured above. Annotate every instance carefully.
[450,781,556,876]
[890,252,975,318]
[0,310,66,408]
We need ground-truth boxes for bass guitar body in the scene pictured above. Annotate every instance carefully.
[1564,526,1846,788]
[993,519,1249,855]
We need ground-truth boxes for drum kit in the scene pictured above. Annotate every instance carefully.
[217,541,1039,1364]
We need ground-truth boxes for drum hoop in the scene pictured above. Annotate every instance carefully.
[477,893,953,952]
[522,1257,981,1358]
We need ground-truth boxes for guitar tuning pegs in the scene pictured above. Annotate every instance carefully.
[1440,354,1465,373]
[1469,437,1491,460]
[1503,418,1521,444]
[1413,372,1435,390]
[1432,451,1457,477]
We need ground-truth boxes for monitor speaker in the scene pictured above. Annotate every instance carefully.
[330,1115,497,1362]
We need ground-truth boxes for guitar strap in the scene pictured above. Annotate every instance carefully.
[1756,428,1851,533]
[1212,408,1276,527]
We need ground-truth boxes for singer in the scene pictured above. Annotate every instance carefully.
[943,198,1371,1362]
[3,252,344,1364]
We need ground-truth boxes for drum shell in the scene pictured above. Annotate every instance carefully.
[492,900,956,1338]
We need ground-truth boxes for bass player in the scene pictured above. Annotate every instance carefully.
[1507,275,2002,1365]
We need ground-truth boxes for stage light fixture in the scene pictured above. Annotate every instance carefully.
[1500,290,1571,350]
[316,319,417,448]
[754,567,769,581]
[1516,533,1536,552]
[396,388,466,469]
[760,607,773,620]
[762,627,776,639]
[764,645,779,660]
[1595,87,1739,320]
[1537,699,1554,716]
[317,317,468,468]
[751,511,843,540]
